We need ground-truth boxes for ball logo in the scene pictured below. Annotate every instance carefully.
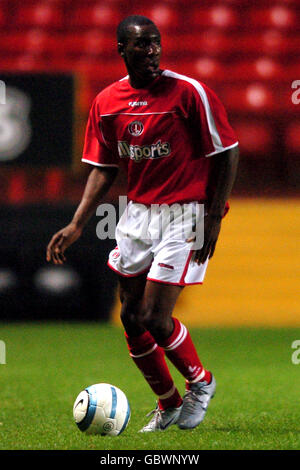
[103,422,114,432]
[128,121,144,137]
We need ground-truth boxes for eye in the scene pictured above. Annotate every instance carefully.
[136,39,147,48]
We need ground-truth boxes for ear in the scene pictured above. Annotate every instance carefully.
[118,42,125,57]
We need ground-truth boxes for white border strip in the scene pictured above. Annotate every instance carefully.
[158,384,176,400]
[162,69,227,155]
[130,343,158,359]
[81,158,119,167]
[100,111,176,117]
[164,323,187,351]
[205,141,239,157]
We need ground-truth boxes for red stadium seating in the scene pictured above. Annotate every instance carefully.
[14,3,64,29]
[172,58,226,82]
[233,121,273,154]
[188,6,240,30]
[221,84,276,113]
[72,57,126,82]
[0,4,6,28]
[135,5,180,31]
[62,31,117,58]
[68,4,122,29]
[9,54,49,72]
[229,58,285,82]
[162,30,300,60]
[0,30,55,56]
[0,0,298,199]
[260,30,300,56]
[169,31,235,57]
[284,122,300,153]
[247,6,298,30]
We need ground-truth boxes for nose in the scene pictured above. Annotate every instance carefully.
[147,42,159,56]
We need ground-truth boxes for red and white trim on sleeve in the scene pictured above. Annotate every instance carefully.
[81,159,119,167]
[162,70,239,157]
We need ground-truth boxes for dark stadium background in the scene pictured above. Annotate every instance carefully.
[0,0,299,326]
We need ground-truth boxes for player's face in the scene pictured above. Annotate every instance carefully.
[119,24,162,86]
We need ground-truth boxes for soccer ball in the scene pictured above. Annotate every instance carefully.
[73,383,131,436]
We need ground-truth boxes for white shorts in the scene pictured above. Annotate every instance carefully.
[107,201,209,286]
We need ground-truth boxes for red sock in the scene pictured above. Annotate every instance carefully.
[158,318,212,389]
[125,330,182,410]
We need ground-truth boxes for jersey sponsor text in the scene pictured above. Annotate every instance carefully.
[118,140,171,162]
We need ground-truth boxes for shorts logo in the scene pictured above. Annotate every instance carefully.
[128,121,144,137]
[112,249,120,259]
[158,263,174,270]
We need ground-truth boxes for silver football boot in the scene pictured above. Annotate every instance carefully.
[177,374,216,430]
[139,404,183,432]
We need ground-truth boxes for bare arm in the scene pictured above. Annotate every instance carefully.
[193,145,239,264]
[46,166,118,264]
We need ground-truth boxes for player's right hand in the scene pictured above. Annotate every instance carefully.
[46,223,82,265]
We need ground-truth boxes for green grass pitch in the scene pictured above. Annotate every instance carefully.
[0,322,299,450]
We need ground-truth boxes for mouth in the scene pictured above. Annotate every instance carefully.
[143,60,160,73]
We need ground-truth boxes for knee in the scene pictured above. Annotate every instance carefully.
[120,295,136,323]
[119,295,144,335]
[140,303,173,341]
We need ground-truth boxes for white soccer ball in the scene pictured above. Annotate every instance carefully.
[73,383,131,436]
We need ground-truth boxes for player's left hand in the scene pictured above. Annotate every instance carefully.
[191,214,222,265]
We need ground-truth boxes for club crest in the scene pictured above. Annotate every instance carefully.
[128,121,144,137]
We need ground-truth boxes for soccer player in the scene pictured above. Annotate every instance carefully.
[46,15,239,432]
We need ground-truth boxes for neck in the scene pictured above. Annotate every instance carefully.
[128,69,162,89]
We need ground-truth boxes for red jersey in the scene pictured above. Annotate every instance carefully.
[82,69,238,205]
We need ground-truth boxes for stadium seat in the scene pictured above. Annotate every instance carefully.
[245,84,276,111]
[7,171,26,204]
[0,5,6,28]
[10,54,49,72]
[247,6,297,30]
[187,57,225,81]
[135,5,180,31]
[221,84,276,112]
[260,30,297,56]
[284,122,300,152]
[0,30,59,57]
[162,31,238,59]
[232,121,273,154]
[160,57,223,81]
[277,82,299,113]
[188,6,239,30]
[14,3,64,29]
[62,31,116,58]
[73,57,126,81]
[68,4,122,29]
[287,64,300,82]
[184,31,234,56]
[230,58,285,82]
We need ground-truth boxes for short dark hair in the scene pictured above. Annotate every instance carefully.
[117,15,159,44]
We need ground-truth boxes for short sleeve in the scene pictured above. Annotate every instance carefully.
[82,98,119,167]
[190,82,238,157]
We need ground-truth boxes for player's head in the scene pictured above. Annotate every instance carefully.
[117,15,162,86]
